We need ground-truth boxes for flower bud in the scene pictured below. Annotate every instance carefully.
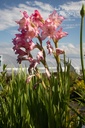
[56,48,65,55]
[80,4,85,17]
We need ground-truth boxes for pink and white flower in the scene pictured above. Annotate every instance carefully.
[37,51,44,61]
[46,40,53,54]
[53,28,68,41]
[56,48,65,55]
[13,9,67,74]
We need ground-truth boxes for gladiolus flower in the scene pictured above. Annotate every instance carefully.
[37,51,44,61]
[28,58,39,73]
[13,9,68,75]
[48,10,64,27]
[41,21,56,40]
[53,28,68,41]
[30,10,44,27]
[25,24,39,39]
[56,48,65,55]
[26,40,36,51]
[46,40,53,54]
[15,49,27,56]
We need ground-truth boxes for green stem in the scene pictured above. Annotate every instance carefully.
[54,42,60,73]
[80,15,85,82]
[37,36,50,74]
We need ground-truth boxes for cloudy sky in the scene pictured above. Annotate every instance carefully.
[0,0,85,59]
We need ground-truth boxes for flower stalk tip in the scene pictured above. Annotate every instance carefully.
[80,4,85,17]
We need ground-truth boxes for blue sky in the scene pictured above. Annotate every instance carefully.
[0,0,85,57]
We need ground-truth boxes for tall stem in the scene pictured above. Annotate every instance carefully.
[37,36,50,73]
[54,42,60,73]
[80,9,85,82]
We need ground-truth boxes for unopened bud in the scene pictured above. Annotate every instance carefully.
[80,4,85,17]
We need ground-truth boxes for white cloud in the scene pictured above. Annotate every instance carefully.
[62,23,80,29]
[58,0,85,18]
[59,43,80,55]
[0,1,54,31]
[28,1,53,12]
[0,43,13,54]
[0,0,84,31]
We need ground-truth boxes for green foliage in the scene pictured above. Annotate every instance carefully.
[0,63,85,128]
[0,66,30,128]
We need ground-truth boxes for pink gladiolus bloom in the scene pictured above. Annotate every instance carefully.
[32,10,43,20]
[37,51,44,61]
[12,35,22,45]
[12,33,26,50]
[28,59,39,72]
[15,49,27,56]
[25,24,39,39]
[13,39,26,51]
[28,54,43,72]
[13,32,36,55]
[16,17,28,30]
[30,10,44,27]
[53,28,68,41]
[23,11,29,18]
[16,11,30,31]
[48,10,64,27]
[41,21,56,40]
[46,40,53,54]
[28,57,34,63]
[56,48,65,55]
[26,40,36,51]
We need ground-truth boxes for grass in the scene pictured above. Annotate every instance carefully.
[0,64,85,128]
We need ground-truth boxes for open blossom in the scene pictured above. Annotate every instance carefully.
[15,49,27,56]
[16,11,40,39]
[56,48,65,55]
[46,40,53,54]
[25,24,39,39]
[23,11,29,18]
[15,49,28,64]
[12,33,25,45]
[48,10,64,27]
[16,11,30,30]
[31,10,43,21]
[26,40,36,51]
[28,58,39,72]
[41,21,56,40]
[13,39,27,51]
[30,10,44,27]
[12,32,27,51]
[16,17,28,30]
[37,51,44,61]
[28,51,44,72]
[53,28,68,41]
